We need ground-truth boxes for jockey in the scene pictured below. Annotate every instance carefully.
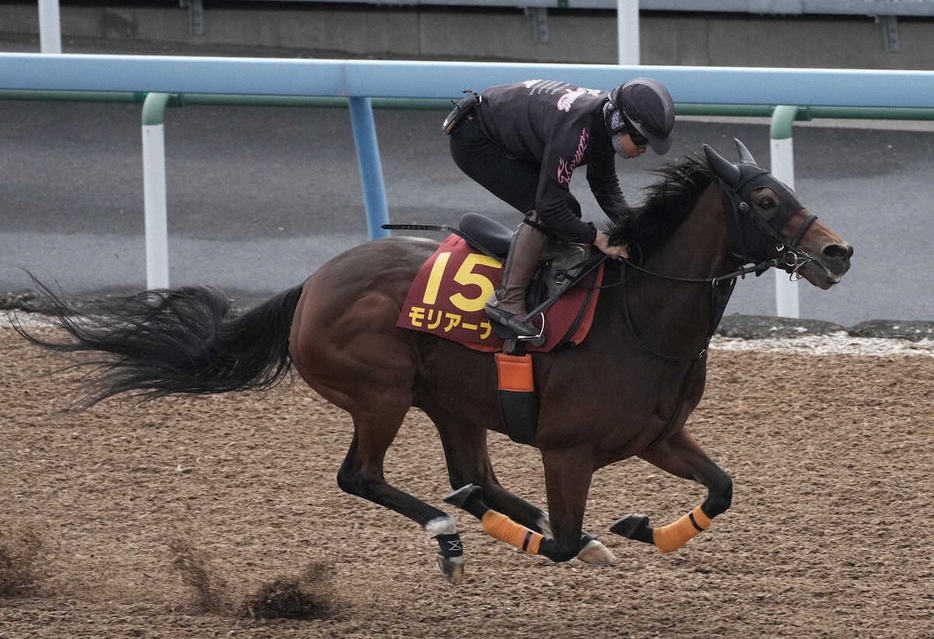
[445,77,676,338]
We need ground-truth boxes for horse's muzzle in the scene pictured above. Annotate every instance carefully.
[804,241,853,289]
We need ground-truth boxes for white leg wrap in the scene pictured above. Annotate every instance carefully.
[425,514,458,538]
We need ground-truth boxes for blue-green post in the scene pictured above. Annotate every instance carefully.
[348,96,390,240]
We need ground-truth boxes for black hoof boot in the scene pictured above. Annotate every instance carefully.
[610,514,654,545]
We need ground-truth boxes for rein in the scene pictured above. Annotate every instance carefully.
[602,171,813,363]
[612,260,736,363]
[592,252,779,363]
[617,254,779,286]
[590,256,774,362]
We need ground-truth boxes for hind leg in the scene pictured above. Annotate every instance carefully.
[336,406,465,584]
[611,427,733,553]
[289,275,467,582]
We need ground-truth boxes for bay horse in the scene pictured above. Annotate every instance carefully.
[13,140,852,585]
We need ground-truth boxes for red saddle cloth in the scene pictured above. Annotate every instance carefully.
[397,234,603,353]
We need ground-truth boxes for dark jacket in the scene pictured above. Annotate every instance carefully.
[474,80,629,243]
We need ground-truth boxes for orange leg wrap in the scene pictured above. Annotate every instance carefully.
[481,510,543,554]
[652,506,713,553]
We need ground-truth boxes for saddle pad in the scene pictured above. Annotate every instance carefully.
[397,234,603,353]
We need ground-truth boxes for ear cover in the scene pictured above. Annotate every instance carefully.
[704,144,741,186]
[734,138,757,165]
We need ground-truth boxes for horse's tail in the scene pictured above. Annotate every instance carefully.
[12,281,305,405]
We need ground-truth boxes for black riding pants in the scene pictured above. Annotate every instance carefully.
[449,117,582,221]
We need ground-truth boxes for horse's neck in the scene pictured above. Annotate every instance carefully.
[619,184,731,354]
[646,185,731,281]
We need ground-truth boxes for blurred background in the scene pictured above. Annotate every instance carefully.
[2,1,933,329]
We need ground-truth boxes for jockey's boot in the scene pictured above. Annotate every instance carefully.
[485,216,548,338]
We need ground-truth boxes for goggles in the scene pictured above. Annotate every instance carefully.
[625,124,649,148]
[608,108,649,148]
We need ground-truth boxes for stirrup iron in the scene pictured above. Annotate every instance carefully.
[515,312,545,344]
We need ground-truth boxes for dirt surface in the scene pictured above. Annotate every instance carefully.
[1,326,932,638]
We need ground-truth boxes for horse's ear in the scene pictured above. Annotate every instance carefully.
[734,138,757,165]
[704,144,740,186]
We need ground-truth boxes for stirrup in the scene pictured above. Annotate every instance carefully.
[514,312,545,344]
[485,303,540,338]
[485,305,546,348]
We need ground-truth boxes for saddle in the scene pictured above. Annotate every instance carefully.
[395,213,605,354]
[394,213,605,445]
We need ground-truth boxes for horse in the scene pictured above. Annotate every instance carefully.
[13,140,852,585]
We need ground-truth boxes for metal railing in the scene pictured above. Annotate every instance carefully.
[3,54,934,317]
[222,0,934,14]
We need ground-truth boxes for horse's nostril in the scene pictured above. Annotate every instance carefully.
[823,243,853,261]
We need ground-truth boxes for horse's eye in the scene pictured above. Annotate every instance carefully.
[756,198,778,220]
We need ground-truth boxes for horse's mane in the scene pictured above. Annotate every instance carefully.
[607,154,715,257]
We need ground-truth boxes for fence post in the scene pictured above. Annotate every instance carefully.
[617,0,640,65]
[142,92,171,289]
[37,0,62,54]
[769,105,800,318]
[348,96,390,240]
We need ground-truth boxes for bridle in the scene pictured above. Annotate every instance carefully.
[720,166,819,282]
[605,144,821,362]
[602,146,822,445]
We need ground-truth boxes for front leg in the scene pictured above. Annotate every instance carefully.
[444,445,601,566]
[443,485,548,556]
[436,414,615,564]
[483,483,616,566]
[612,427,733,553]
[445,447,598,563]
[536,446,599,562]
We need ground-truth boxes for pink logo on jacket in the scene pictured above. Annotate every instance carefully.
[556,128,589,185]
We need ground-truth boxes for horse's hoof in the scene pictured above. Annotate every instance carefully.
[443,484,481,508]
[576,538,617,566]
[436,553,465,585]
[610,514,654,545]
